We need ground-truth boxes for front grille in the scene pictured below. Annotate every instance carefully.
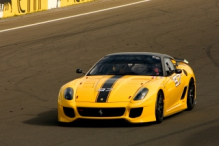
[77,107,125,117]
[63,107,75,118]
[129,107,143,118]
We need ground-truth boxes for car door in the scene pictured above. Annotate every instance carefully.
[163,58,184,112]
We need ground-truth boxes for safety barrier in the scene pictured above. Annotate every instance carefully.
[0,0,93,18]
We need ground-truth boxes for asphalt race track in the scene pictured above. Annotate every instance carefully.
[0,0,219,145]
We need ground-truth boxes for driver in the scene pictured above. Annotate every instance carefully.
[152,63,161,75]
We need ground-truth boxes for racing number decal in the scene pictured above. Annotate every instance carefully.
[172,74,181,87]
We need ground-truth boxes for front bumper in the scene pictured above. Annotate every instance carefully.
[58,100,156,123]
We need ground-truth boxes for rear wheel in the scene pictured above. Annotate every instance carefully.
[187,79,196,110]
[155,91,164,123]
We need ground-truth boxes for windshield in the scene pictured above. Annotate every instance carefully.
[87,55,163,76]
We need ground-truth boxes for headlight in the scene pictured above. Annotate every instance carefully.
[133,88,149,101]
[64,87,74,100]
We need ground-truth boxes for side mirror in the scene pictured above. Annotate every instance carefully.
[175,69,182,74]
[76,68,83,74]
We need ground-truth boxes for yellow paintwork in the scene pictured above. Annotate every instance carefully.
[1,0,93,18]
[2,0,48,18]
[60,0,94,7]
[58,63,196,123]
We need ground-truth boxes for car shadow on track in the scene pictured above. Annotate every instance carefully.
[61,119,156,128]
[23,109,59,126]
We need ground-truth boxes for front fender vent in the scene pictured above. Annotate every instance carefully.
[181,86,187,100]
[183,69,188,76]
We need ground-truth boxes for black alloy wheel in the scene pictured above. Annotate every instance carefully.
[155,91,164,123]
[187,79,196,110]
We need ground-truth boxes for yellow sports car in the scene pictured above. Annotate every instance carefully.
[58,52,196,124]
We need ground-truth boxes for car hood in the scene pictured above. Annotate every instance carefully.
[75,75,154,102]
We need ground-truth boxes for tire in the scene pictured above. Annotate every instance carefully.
[187,79,196,111]
[155,91,164,123]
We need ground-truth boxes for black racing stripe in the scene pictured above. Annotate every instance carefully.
[96,75,123,102]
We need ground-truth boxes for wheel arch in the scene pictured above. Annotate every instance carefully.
[190,77,195,83]
[158,89,165,100]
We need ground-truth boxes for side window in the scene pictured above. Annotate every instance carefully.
[164,58,175,76]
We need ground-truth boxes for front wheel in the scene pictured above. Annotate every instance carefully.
[155,91,164,123]
[187,79,196,110]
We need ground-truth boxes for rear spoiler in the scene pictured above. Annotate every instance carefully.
[174,58,189,64]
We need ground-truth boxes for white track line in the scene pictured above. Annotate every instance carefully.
[0,0,150,33]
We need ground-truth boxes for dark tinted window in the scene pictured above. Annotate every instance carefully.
[87,55,163,76]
